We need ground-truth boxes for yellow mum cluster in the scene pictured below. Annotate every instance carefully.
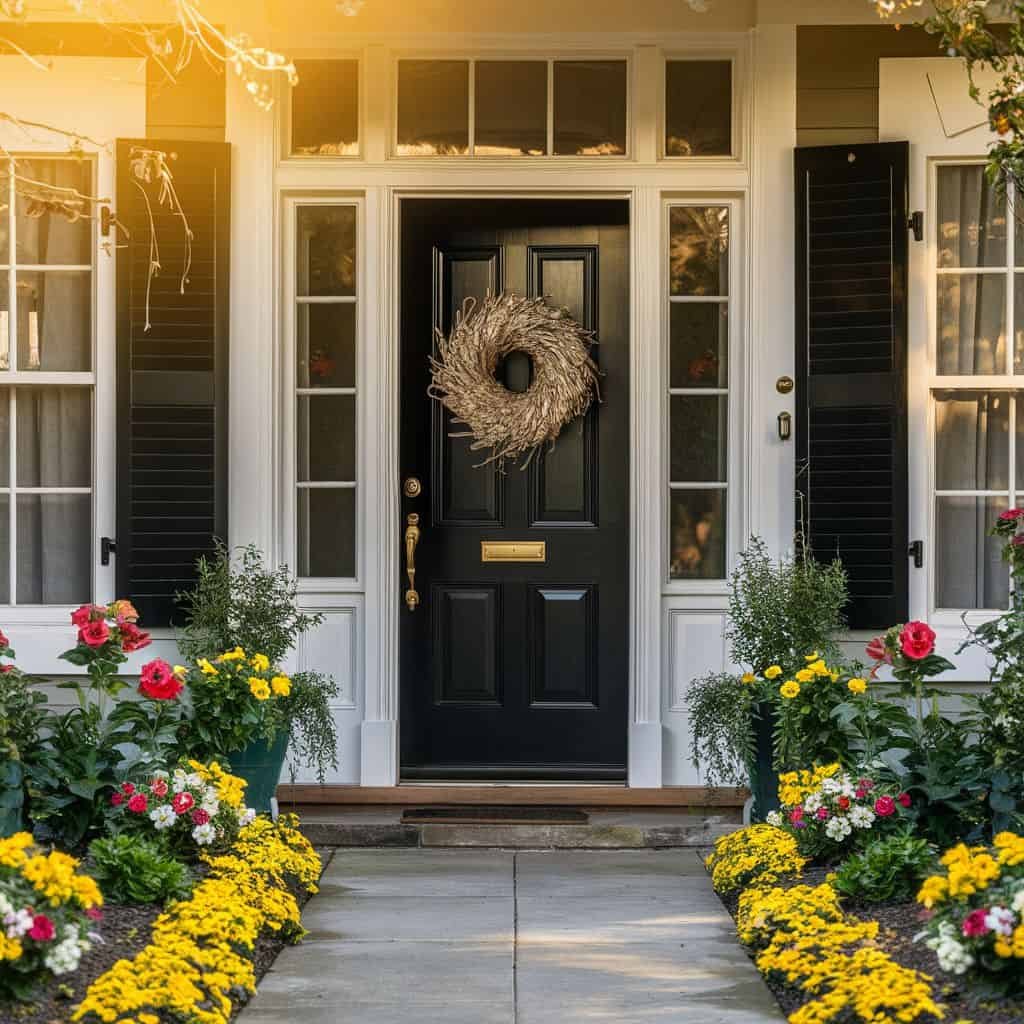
[73,815,321,1024]
[0,834,102,911]
[777,764,841,808]
[196,648,292,702]
[918,842,1001,909]
[186,759,247,811]
[705,825,806,895]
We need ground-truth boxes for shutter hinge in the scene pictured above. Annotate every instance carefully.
[908,539,924,568]
[100,536,117,566]
[908,211,924,242]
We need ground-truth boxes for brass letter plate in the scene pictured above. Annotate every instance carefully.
[481,541,546,563]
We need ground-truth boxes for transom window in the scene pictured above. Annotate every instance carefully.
[395,58,628,157]
[932,163,1023,610]
[664,59,733,158]
[288,59,360,157]
[0,158,94,605]
[667,204,730,580]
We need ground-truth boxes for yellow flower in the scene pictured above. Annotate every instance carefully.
[764,665,782,679]
[804,651,819,662]
[795,668,815,683]
[173,664,188,678]
[219,646,246,662]
[271,675,291,697]
[808,659,830,677]
[198,657,219,676]
[779,680,801,699]
[829,671,840,683]
[741,672,756,684]
[0,935,23,961]
[847,677,867,694]
[251,653,270,673]
[248,677,271,701]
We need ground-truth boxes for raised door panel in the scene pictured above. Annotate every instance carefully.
[432,584,502,705]
[528,584,597,707]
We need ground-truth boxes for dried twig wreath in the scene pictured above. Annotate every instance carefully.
[428,293,601,469]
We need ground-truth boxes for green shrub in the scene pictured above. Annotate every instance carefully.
[832,831,936,904]
[89,835,193,905]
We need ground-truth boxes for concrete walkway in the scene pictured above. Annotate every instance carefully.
[240,849,783,1024]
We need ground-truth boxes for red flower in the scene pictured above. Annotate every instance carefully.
[111,792,124,807]
[815,807,829,821]
[172,792,195,815]
[0,629,8,649]
[150,778,169,798]
[70,604,104,627]
[120,622,151,653]
[1012,535,1024,547]
[999,508,1024,521]
[138,659,182,701]
[838,796,851,810]
[962,908,991,937]
[191,808,210,826]
[28,914,54,942]
[789,806,804,824]
[78,619,111,648]
[127,793,148,814]
[85,907,103,921]
[0,665,13,674]
[874,795,896,817]
[898,792,912,808]
[866,635,893,665]
[121,782,135,796]
[900,621,936,661]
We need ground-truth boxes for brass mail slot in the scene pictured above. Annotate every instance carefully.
[481,541,546,563]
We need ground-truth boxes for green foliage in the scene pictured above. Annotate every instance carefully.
[0,646,47,836]
[88,835,193,905]
[685,673,754,788]
[284,670,340,783]
[832,831,936,904]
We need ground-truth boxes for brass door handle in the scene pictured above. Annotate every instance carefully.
[404,513,421,611]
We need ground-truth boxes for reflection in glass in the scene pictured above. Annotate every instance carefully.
[669,207,729,296]
[17,494,90,604]
[937,274,1005,375]
[670,302,727,388]
[670,395,728,482]
[297,206,356,296]
[15,272,91,371]
[16,387,91,488]
[937,165,1006,268]
[297,487,355,577]
[0,271,8,370]
[553,61,627,156]
[397,61,469,156]
[665,60,732,157]
[0,495,8,603]
[297,304,356,388]
[670,489,725,579]
[297,395,356,482]
[291,60,359,156]
[936,495,1008,609]
[475,62,547,156]
[15,159,92,266]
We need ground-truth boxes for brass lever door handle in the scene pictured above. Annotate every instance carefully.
[404,513,421,611]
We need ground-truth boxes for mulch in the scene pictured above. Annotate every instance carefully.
[0,849,333,1024]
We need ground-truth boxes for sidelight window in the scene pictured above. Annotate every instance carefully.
[292,202,359,579]
[667,204,730,581]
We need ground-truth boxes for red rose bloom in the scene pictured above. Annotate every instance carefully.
[172,792,195,815]
[1000,508,1024,521]
[874,795,896,817]
[962,908,991,937]
[898,792,912,808]
[865,635,893,665]
[150,778,169,798]
[899,621,936,661]
[0,629,8,649]
[78,619,111,648]
[138,659,182,701]
[127,793,148,814]
[120,622,151,653]
[121,782,135,796]
[28,914,55,942]
[838,796,850,810]
[110,792,124,807]
[191,808,210,826]
[70,604,103,627]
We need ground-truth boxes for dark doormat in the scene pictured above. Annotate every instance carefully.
[401,806,590,825]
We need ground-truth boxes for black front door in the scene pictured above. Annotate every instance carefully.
[399,199,629,780]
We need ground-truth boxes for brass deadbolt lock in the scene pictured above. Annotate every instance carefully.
[403,476,422,498]
[775,376,794,395]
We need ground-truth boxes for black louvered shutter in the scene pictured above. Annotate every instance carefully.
[795,142,909,630]
[115,140,230,627]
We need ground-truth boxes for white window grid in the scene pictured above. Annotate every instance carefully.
[0,157,95,606]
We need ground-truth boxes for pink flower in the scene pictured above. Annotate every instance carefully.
[150,778,169,798]
[898,792,912,808]
[789,806,804,824]
[999,508,1024,522]
[172,791,195,815]
[900,621,936,661]
[85,907,103,921]
[962,908,991,937]
[191,808,210,826]
[874,796,896,817]
[127,793,148,814]
[866,635,893,665]
[110,792,124,807]
[28,914,54,942]
[119,622,151,654]
[70,604,104,627]
[121,782,135,796]
[815,807,829,821]
[138,659,182,701]
[0,630,9,649]
[78,619,111,649]
[1012,535,1024,548]
[0,665,13,674]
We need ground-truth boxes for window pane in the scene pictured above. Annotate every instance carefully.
[475,61,547,156]
[1014,274,1024,374]
[670,395,727,482]
[397,60,469,156]
[670,207,729,296]
[936,495,1008,609]
[0,161,8,262]
[670,302,727,388]
[665,60,731,157]
[297,207,356,297]
[16,493,90,604]
[553,61,627,156]
[0,271,8,369]
[0,391,8,483]
[937,165,1006,268]
[937,273,1005,375]
[15,271,91,371]
[934,390,1009,491]
[0,495,8,603]
[297,488,355,577]
[16,387,91,487]
[297,304,356,388]
[297,395,356,482]
[291,59,359,156]
[15,159,92,266]
[670,489,725,579]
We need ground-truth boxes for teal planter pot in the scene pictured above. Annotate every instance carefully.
[747,701,780,823]
[231,732,288,814]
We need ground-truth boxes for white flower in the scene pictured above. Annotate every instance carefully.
[150,804,177,830]
[0,894,12,918]
[825,816,852,841]
[239,807,257,827]
[185,772,203,788]
[928,921,976,975]
[5,907,32,939]
[200,794,220,816]
[848,805,876,829]
[985,906,1016,937]
[152,769,169,780]
[804,793,823,813]
[171,769,188,794]
[820,777,841,796]
[1011,887,1024,915]
[765,811,783,828]
[44,934,85,975]
[192,823,217,846]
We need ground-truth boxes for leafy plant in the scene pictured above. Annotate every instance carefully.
[176,544,339,781]
[88,835,192,905]
[0,636,47,837]
[832,831,936,904]
[686,672,753,788]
